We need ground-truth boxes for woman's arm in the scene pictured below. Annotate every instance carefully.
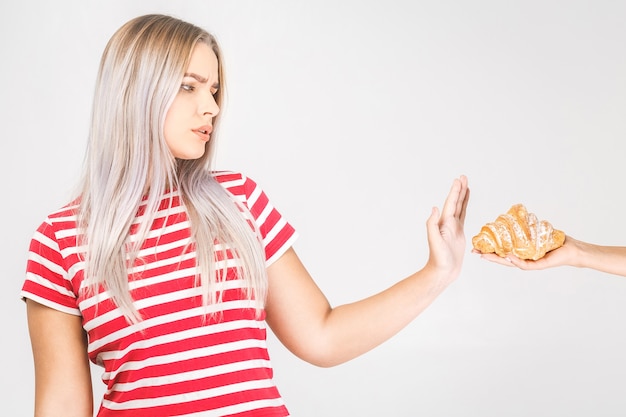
[26,300,94,417]
[477,236,626,277]
[264,176,469,367]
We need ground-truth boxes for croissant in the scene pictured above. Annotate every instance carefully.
[472,204,565,260]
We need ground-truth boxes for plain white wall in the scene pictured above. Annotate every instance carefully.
[2,1,625,416]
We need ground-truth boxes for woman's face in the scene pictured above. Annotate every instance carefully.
[164,42,220,160]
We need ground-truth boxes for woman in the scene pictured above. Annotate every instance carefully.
[22,14,470,416]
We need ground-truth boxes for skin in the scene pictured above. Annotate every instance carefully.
[476,236,626,277]
[26,300,93,417]
[265,176,469,367]
[26,40,470,416]
[164,42,220,160]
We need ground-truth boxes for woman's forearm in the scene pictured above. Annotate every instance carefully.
[574,239,626,277]
[313,265,453,367]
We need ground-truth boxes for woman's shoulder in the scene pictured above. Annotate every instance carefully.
[38,199,81,228]
[29,199,81,252]
[211,170,260,196]
[212,170,247,184]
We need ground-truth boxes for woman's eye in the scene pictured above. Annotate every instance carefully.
[181,84,195,92]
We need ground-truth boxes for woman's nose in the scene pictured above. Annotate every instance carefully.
[200,92,220,117]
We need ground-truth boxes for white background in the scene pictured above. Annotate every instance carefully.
[1,1,625,416]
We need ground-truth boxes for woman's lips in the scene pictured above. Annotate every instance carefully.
[193,125,212,141]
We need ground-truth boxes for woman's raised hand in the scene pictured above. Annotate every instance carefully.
[424,175,470,285]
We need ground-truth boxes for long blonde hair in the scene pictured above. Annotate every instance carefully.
[77,14,267,323]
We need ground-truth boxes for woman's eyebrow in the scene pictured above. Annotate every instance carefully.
[183,72,209,83]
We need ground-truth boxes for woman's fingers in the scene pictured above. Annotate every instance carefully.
[457,175,469,223]
[440,176,462,220]
[426,206,441,247]
[439,175,469,224]
[476,252,515,267]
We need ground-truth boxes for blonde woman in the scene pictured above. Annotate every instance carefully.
[22,14,470,417]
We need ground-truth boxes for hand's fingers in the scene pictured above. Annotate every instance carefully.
[458,181,470,224]
[455,175,469,220]
[508,258,527,268]
[508,257,540,270]
[440,178,461,220]
[485,257,515,267]
[478,253,516,267]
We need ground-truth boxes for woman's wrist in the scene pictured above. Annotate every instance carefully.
[569,237,595,269]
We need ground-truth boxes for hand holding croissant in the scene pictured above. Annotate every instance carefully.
[472,204,565,261]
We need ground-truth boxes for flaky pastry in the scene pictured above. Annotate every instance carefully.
[472,204,565,260]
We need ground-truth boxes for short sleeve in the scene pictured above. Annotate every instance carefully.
[20,219,81,316]
[216,172,298,266]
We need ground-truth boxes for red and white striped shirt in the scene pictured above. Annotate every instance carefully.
[21,172,298,417]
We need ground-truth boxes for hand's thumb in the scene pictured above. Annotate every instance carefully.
[426,206,441,247]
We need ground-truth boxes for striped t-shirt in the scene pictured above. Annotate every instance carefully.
[21,172,298,417]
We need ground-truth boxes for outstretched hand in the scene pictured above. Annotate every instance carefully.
[475,236,577,270]
[425,175,470,283]
[476,236,626,277]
